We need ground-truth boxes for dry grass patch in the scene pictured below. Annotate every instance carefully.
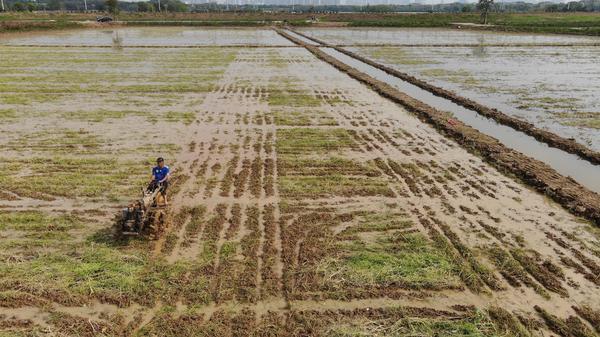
[318,231,463,292]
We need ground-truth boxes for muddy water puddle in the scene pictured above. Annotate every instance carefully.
[322,47,600,194]
[299,27,600,46]
[0,27,295,46]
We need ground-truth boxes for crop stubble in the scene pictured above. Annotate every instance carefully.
[0,29,599,336]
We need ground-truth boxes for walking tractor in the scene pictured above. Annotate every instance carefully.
[118,157,171,240]
[119,183,168,239]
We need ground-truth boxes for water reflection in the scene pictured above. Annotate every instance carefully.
[300,27,600,46]
[322,47,600,194]
[0,27,294,46]
[112,31,123,50]
[471,36,488,57]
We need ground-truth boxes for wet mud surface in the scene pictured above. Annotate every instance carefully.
[0,28,599,336]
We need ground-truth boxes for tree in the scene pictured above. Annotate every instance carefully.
[161,0,187,12]
[47,0,65,10]
[477,0,494,24]
[137,2,154,12]
[566,1,586,11]
[544,3,561,12]
[12,2,27,11]
[106,0,118,14]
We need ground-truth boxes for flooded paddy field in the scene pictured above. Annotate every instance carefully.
[0,26,295,46]
[1,27,599,337]
[297,27,600,46]
[299,27,600,151]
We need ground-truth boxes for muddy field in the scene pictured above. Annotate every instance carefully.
[0,27,599,336]
[0,27,294,46]
[298,27,600,151]
[296,27,600,45]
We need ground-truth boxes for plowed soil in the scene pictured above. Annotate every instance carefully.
[0,27,599,337]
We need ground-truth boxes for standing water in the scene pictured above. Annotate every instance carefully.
[321,47,600,194]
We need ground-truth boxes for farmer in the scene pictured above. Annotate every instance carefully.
[149,157,170,205]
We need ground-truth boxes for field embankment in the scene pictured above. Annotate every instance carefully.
[347,12,600,36]
[2,12,600,35]
[0,19,83,33]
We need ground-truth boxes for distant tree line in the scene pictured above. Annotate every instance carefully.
[2,0,187,12]
[2,0,600,13]
[188,1,600,13]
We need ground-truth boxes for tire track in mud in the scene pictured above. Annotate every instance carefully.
[165,110,238,261]
[275,28,600,227]
[288,28,600,166]
[170,87,266,237]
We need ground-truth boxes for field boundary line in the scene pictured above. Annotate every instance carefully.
[289,28,600,166]
[275,27,600,227]
[333,43,600,47]
[0,44,301,48]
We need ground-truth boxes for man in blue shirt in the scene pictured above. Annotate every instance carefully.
[149,157,170,205]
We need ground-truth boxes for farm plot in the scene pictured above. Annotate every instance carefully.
[347,44,600,151]
[295,27,600,151]
[296,27,600,46]
[0,28,599,337]
[0,27,295,46]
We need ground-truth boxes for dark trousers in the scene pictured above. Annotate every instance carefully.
[148,180,169,195]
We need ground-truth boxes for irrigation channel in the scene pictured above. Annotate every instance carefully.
[283,29,600,195]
